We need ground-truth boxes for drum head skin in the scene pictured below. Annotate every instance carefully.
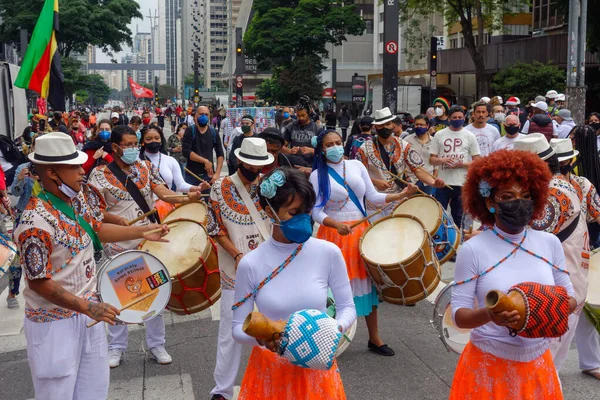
[163,201,208,225]
[394,195,441,233]
[432,282,475,354]
[97,250,172,324]
[361,217,425,265]
[589,250,600,308]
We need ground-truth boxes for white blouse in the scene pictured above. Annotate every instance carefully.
[232,237,357,346]
[452,226,574,362]
[309,160,387,224]
[144,151,192,192]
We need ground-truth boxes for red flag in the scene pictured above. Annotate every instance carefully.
[128,77,154,99]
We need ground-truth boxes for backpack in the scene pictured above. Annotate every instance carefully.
[0,135,24,164]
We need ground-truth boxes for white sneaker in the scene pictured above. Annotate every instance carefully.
[108,349,123,368]
[150,346,172,364]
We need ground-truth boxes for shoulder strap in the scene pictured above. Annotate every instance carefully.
[37,191,103,252]
[230,173,271,240]
[106,162,159,224]
[327,164,367,216]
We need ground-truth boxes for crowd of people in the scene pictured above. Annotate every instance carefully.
[1,89,599,400]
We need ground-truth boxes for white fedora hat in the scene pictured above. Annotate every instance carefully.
[28,132,88,165]
[550,138,579,162]
[234,137,274,166]
[372,107,396,125]
[514,133,555,160]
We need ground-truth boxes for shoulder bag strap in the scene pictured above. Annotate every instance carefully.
[230,172,271,241]
[106,162,159,224]
[327,164,367,217]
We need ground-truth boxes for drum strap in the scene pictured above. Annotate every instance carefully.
[556,214,580,243]
[328,165,366,217]
[230,172,271,241]
[107,162,159,224]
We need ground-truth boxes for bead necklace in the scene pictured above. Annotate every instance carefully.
[232,243,304,310]
[327,161,350,211]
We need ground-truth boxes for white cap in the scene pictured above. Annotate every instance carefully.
[532,101,548,112]
[556,93,566,101]
[545,90,558,99]
[480,97,491,103]
[110,112,119,119]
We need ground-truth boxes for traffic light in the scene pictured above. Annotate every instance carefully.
[195,88,199,95]
[429,37,438,73]
[333,93,337,102]
[236,44,242,55]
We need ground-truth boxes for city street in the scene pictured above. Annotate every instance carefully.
[0,259,597,399]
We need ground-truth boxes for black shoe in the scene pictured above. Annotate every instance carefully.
[367,341,395,356]
[211,395,227,400]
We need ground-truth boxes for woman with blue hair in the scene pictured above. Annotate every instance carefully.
[309,129,417,356]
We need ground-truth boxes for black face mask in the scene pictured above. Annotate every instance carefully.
[505,125,520,135]
[590,122,600,132]
[560,162,574,176]
[145,142,162,154]
[496,199,534,232]
[238,163,260,182]
[377,128,393,139]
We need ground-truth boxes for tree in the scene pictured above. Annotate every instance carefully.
[402,0,528,97]
[184,73,204,87]
[158,84,177,102]
[0,0,142,57]
[61,57,110,105]
[491,61,566,103]
[245,0,365,102]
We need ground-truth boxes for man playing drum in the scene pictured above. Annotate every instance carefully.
[15,132,169,400]
[356,107,445,221]
[88,125,201,368]
[207,138,273,400]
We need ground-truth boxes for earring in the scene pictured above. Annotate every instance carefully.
[489,207,496,214]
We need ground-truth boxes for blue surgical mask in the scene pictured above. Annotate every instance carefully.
[276,213,313,243]
[450,119,464,129]
[325,145,344,163]
[283,112,290,119]
[120,147,139,164]
[135,130,141,142]
[198,114,209,126]
[99,130,111,141]
[414,127,428,136]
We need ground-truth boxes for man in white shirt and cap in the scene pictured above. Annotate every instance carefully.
[555,109,576,139]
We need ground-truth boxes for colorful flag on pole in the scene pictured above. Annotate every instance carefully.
[14,0,65,111]
[128,77,155,99]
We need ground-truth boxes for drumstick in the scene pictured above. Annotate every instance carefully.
[162,193,210,198]
[418,166,453,190]
[145,223,178,235]
[349,210,383,228]
[184,168,207,184]
[127,209,158,226]
[387,172,428,196]
[86,291,156,328]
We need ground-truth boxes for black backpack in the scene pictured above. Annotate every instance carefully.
[0,135,24,164]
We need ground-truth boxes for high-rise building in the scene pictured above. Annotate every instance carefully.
[160,0,182,89]
[133,32,152,84]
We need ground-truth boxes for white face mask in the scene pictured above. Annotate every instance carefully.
[494,113,506,123]
[435,107,444,117]
[58,183,79,199]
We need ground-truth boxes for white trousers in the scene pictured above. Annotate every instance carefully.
[575,311,600,370]
[550,312,580,372]
[108,313,166,351]
[24,314,109,400]
[211,289,242,399]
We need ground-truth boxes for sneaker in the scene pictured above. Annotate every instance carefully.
[6,297,19,310]
[108,349,123,368]
[150,346,173,365]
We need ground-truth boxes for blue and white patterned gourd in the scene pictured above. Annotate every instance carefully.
[278,309,342,370]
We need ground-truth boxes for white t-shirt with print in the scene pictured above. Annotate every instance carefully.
[492,134,525,152]
[429,127,480,186]
[465,124,500,157]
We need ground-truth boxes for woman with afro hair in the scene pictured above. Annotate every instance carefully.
[449,149,576,400]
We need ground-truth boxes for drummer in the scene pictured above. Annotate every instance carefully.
[88,125,202,369]
[206,138,273,400]
[231,167,356,398]
[15,132,169,399]
[310,129,417,357]
[451,149,576,399]
[355,107,445,221]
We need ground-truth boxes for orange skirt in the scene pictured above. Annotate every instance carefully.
[316,221,369,281]
[239,346,347,400]
[155,200,175,222]
[449,342,563,400]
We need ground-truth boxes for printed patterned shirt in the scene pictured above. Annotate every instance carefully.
[15,185,105,322]
[207,175,270,290]
[569,175,600,223]
[88,160,165,254]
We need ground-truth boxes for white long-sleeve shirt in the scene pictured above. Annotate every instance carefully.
[144,151,192,192]
[309,160,387,224]
[232,237,357,346]
[452,226,574,362]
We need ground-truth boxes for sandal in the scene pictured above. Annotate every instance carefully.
[582,369,600,380]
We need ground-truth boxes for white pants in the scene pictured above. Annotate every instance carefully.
[108,313,166,351]
[24,314,109,400]
[211,289,242,399]
[550,312,580,372]
[575,312,600,370]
